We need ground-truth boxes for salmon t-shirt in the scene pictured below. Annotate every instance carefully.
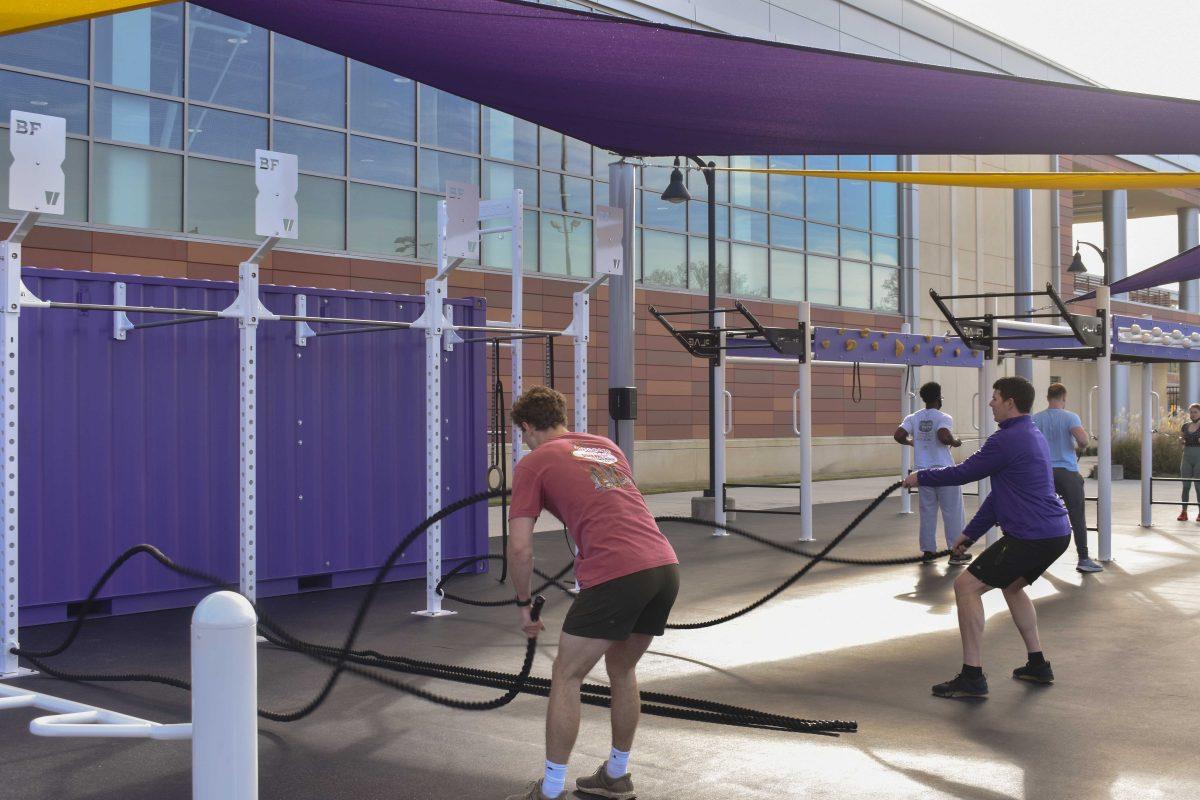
[508,432,678,589]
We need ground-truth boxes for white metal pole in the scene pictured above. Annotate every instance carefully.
[899,323,913,514]
[192,591,258,800]
[236,262,261,603]
[510,189,525,466]
[1141,362,1153,527]
[798,302,813,542]
[0,239,26,679]
[713,312,728,536]
[572,291,588,433]
[1097,286,1114,561]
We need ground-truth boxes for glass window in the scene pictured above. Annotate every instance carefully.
[349,61,415,140]
[593,147,618,179]
[770,174,804,216]
[807,255,838,306]
[539,130,589,174]
[0,21,88,78]
[770,250,805,302]
[841,229,870,262]
[483,209,538,271]
[417,193,438,262]
[688,236,730,294]
[807,222,838,256]
[840,179,870,229]
[770,216,804,251]
[842,261,871,309]
[540,214,592,277]
[186,158,254,239]
[840,155,869,171]
[187,8,267,112]
[642,190,685,231]
[872,181,899,234]
[0,70,88,134]
[731,208,767,244]
[805,155,837,224]
[873,266,900,312]
[482,108,536,165]
[0,131,87,221]
[593,181,608,211]
[186,107,265,161]
[541,173,590,215]
[273,35,344,126]
[94,89,182,149]
[642,230,687,288]
[482,161,536,206]
[350,136,415,186]
[348,183,416,259]
[688,201,728,238]
[419,86,478,152]
[296,174,345,250]
[873,235,899,266]
[418,149,479,193]
[871,155,898,171]
[640,157,674,195]
[274,122,344,175]
[729,156,767,209]
[95,5,183,95]
[93,143,181,231]
[731,244,768,297]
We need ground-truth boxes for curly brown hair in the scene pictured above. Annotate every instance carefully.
[511,385,568,431]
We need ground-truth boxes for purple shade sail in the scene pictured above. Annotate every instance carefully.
[1073,244,1200,302]
[192,0,1200,157]
[19,269,487,622]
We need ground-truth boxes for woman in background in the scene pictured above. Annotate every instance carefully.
[1179,403,1200,521]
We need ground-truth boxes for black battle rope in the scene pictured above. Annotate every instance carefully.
[10,489,856,734]
[436,554,576,607]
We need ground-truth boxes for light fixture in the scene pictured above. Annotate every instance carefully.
[226,37,247,45]
[660,157,691,204]
[29,100,48,107]
[1070,240,1106,274]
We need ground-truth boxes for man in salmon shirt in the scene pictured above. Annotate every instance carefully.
[503,386,679,800]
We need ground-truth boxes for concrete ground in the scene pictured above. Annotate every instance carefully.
[3,475,1198,800]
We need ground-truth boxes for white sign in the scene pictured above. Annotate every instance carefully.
[8,111,65,215]
[254,149,298,239]
[594,205,624,276]
[444,181,480,259]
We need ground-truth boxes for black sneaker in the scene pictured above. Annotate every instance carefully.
[947,553,973,566]
[932,672,988,698]
[921,551,937,563]
[1012,660,1054,684]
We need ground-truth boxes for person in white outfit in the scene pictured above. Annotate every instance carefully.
[895,382,969,565]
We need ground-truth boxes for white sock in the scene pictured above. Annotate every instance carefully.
[606,747,631,778]
[542,760,567,798]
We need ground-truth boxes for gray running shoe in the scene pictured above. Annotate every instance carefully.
[1076,557,1103,573]
[576,762,636,799]
[504,780,560,800]
[947,553,973,566]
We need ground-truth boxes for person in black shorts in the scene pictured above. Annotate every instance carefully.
[903,376,1071,698]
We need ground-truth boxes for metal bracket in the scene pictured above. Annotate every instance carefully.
[443,305,463,352]
[112,282,134,341]
[293,295,316,346]
[219,261,279,325]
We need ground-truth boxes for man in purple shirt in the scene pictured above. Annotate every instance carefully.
[903,376,1070,698]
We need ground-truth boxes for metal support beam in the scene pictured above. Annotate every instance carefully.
[899,323,913,515]
[1179,207,1199,408]
[1097,286,1114,561]
[0,239,30,679]
[982,299,999,545]
[608,162,637,465]
[797,301,813,542]
[1013,188,1034,381]
[1141,361,1153,528]
[1104,191,1129,425]
[712,312,728,537]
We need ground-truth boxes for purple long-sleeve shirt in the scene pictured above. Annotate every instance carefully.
[918,414,1070,542]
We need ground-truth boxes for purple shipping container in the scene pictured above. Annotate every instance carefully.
[18,268,487,623]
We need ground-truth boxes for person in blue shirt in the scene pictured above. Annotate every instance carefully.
[903,376,1070,699]
[1032,383,1102,573]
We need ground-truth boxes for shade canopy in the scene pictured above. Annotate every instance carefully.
[12,0,1200,158]
[715,169,1200,191]
[1075,245,1200,302]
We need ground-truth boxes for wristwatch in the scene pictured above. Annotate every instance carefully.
[515,597,532,608]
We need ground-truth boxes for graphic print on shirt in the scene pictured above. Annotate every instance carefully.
[572,445,633,491]
[919,420,934,434]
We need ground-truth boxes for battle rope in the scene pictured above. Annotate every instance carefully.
[10,488,857,734]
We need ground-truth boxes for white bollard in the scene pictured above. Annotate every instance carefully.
[192,591,259,800]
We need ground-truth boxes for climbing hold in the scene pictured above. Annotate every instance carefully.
[871,341,880,351]
[933,345,943,356]
[894,339,905,357]
[821,339,830,349]
[846,340,858,351]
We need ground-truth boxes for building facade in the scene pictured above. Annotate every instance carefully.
[1,0,1197,487]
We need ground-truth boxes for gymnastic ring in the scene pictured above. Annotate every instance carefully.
[486,464,504,491]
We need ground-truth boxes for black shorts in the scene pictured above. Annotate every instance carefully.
[968,534,1071,588]
[562,564,680,641]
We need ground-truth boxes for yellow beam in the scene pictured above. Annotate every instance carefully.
[714,168,1200,191]
[0,1,170,36]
